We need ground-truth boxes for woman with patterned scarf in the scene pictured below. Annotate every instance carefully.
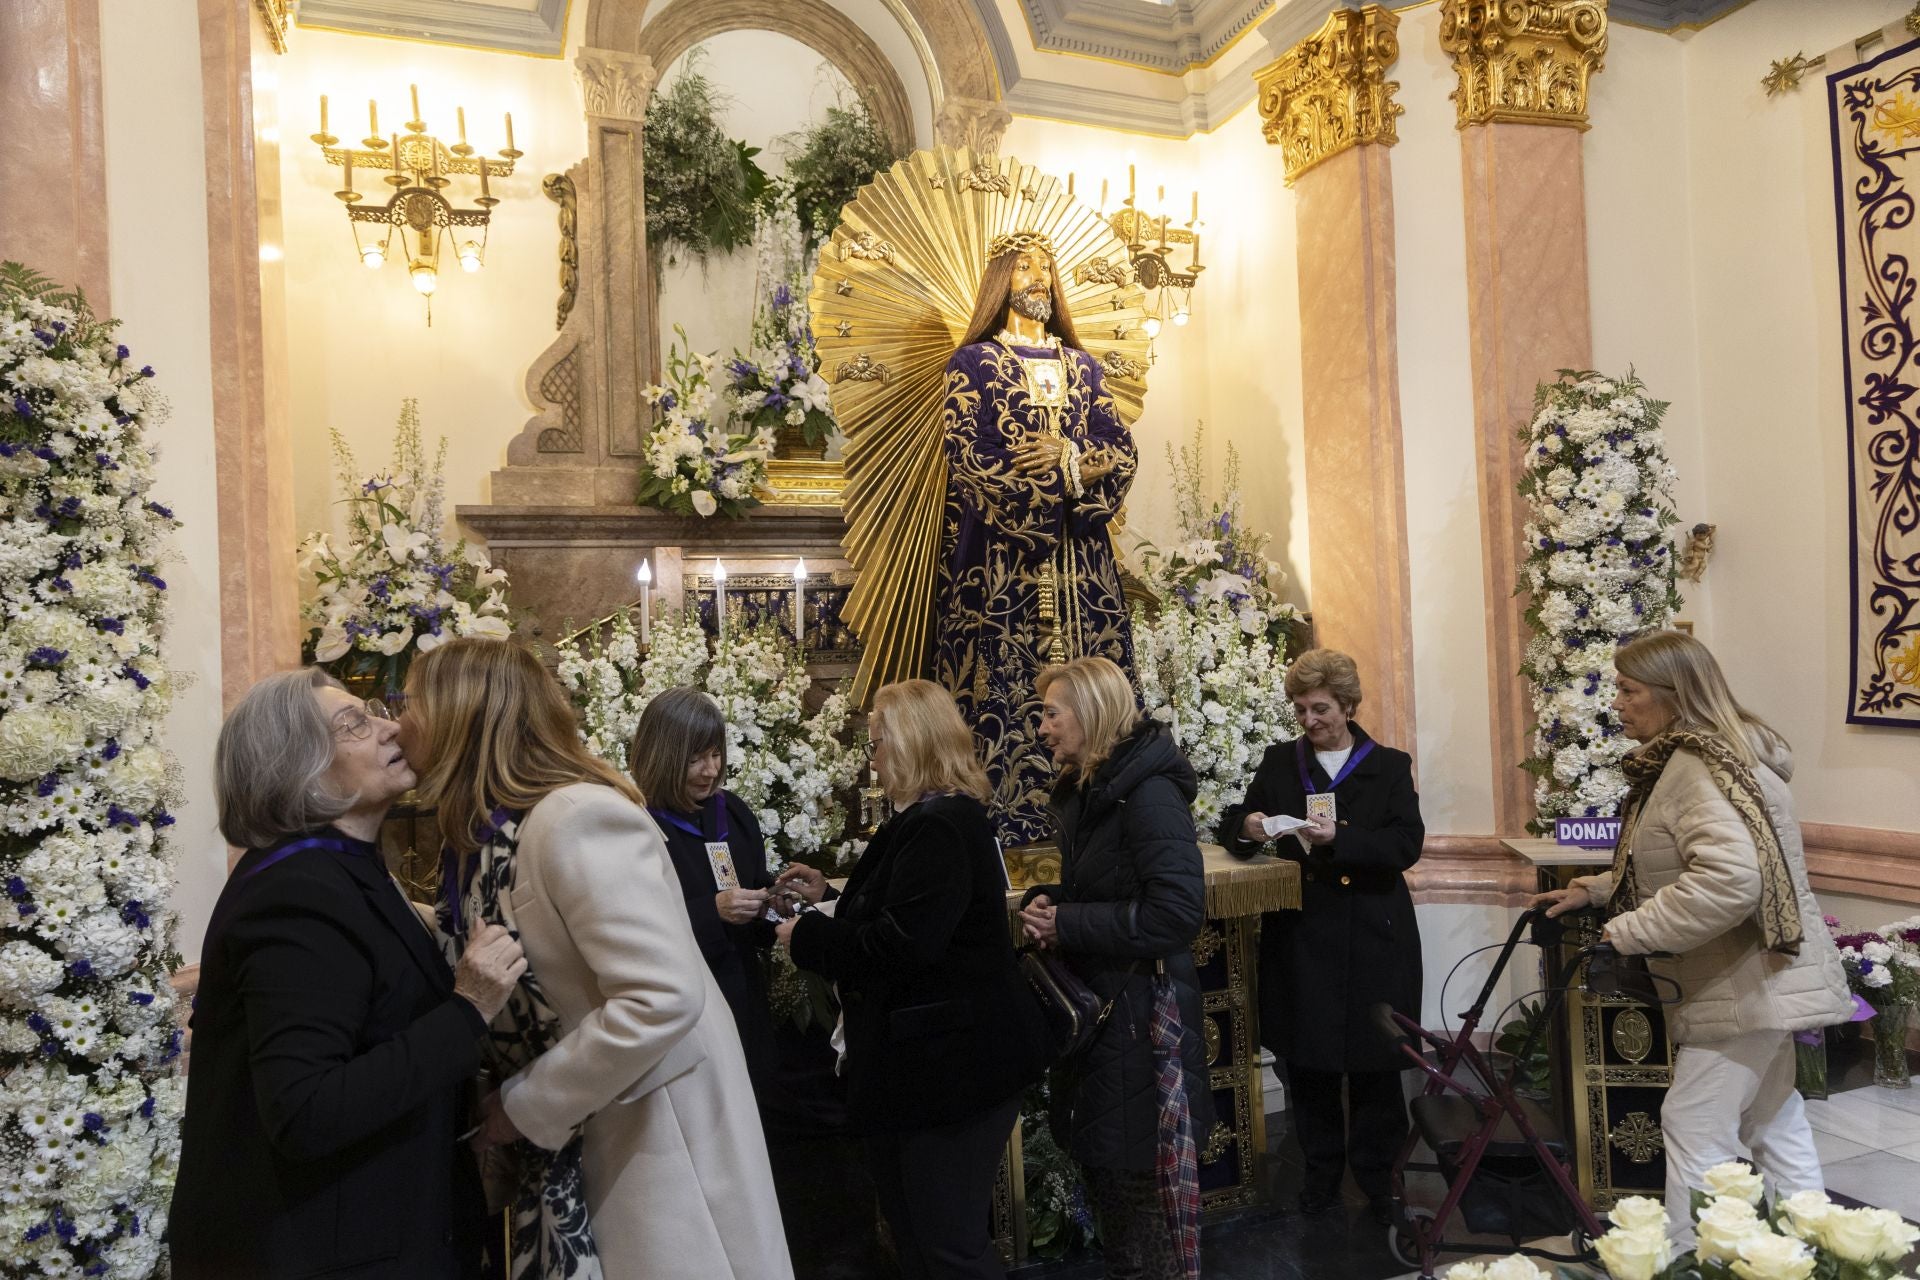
[1532,630,1851,1238]
[401,638,792,1280]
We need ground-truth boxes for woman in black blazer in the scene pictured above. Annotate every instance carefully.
[171,669,524,1279]
[782,679,1049,1280]
[1219,648,1425,1224]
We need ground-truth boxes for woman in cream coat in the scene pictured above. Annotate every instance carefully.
[1534,630,1851,1234]
[404,638,791,1280]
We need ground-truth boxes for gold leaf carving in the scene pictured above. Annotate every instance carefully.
[960,160,1013,194]
[1608,1111,1664,1164]
[1254,5,1403,187]
[840,231,897,263]
[1438,1,1608,130]
[1074,256,1135,288]
[835,353,892,384]
[1102,350,1146,380]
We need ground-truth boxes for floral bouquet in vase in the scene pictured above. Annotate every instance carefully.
[725,189,835,457]
[1831,914,1920,1088]
[1131,429,1299,839]
[638,327,775,518]
[299,400,512,698]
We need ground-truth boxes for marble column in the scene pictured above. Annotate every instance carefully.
[1441,0,1607,833]
[1255,5,1418,755]
[0,0,111,309]
[201,0,301,707]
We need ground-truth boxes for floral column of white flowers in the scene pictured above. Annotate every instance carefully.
[0,264,186,1277]
[1518,370,1682,833]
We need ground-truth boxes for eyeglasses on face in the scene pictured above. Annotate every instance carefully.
[332,698,395,741]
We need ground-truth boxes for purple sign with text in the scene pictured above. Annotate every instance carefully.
[1554,817,1622,848]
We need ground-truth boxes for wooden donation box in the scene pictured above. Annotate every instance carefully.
[992,847,1301,1264]
[1505,840,1672,1209]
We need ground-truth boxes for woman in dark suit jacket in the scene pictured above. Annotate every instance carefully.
[171,669,524,1279]
[781,679,1049,1280]
[1220,648,1424,1224]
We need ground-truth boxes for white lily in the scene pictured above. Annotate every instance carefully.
[381,522,430,564]
[691,491,718,517]
[313,626,350,662]
[796,372,832,415]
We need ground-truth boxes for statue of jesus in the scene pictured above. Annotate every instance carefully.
[934,231,1139,847]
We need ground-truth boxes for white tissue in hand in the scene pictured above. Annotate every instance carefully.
[1262,814,1312,839]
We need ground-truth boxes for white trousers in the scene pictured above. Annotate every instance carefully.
[1661,1028,1823,1240]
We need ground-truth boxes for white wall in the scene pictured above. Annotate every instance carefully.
[1676,0,1920,836]
[273,28,589,547]
[99,0,226,960]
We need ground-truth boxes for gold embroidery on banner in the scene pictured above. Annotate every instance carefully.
[1437,0,1609,130]
[1253,5,1403,186]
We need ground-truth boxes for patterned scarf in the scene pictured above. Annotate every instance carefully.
[1149,978,1201,1280]
[1608,730,1804,956]
[441,810,603,1280]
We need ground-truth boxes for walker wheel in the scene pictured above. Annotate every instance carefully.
[1388,1206,1434,1272]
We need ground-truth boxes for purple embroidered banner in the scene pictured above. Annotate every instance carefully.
[1832,37,1920,726]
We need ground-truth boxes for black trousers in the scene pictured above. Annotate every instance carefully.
[864,1093,1021,1280]
[1288,1065,1409,1200]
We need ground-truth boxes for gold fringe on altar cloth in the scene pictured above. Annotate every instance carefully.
[997,844,1301,918]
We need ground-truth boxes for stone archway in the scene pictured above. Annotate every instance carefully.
[637,0,916,153]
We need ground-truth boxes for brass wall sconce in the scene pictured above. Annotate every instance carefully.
[311,86,518,322]
[1067,165,1204,354]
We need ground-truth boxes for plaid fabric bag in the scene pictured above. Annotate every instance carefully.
[1149,977,1201,1280]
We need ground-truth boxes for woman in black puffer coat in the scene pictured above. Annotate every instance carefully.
[1018,657,1213,1280]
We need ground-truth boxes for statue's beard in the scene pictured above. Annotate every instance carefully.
[1008,285,1053,323]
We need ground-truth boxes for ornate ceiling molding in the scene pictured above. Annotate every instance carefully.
[1438,0,1609,130]
[1014,0,1273,76]
[1255,4,1402,185]
[295,0,571,57]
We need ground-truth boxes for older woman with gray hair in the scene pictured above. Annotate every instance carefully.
[170,668,526,1279]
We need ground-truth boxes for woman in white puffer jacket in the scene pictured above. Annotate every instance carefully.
[1532,630,1852,1236]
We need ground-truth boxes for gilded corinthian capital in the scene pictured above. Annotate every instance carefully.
[1438,0,1608,130]
[1254,6,1403,187]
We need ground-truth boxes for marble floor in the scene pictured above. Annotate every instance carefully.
[1009,1068,1920,1280]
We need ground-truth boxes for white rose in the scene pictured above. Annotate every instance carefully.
[1696,1196,1767,1263]
[1775,1189,1833,1241]
[1702,1160,1766,1205]
[1815,1206,1920,1263]
[1440,1266,1488,1280]
[1483,1258,1538,1280]
[1594,1225,1670,1280]
[1729,1230,1815,1280]
[1607,1196,1668,1236]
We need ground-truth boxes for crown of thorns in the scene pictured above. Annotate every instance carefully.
[987,231,1055,262]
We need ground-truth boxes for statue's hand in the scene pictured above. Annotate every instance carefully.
[1009,435,1060,476]
[1080,446,1121,483]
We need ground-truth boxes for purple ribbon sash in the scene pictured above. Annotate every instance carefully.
[1296,737,1374,795]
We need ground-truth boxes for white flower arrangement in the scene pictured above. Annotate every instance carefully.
[638,328,776,519]
[298,400,511,697]
[556,609,862,867]
[724,190,836,452]
[1451,1169,1920,1280]
[0,263,187,1278]
[1131,430,1299,838]
[1518,371,1681,833]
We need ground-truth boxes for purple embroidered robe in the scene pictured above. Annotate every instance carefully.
[933,340,1138,847]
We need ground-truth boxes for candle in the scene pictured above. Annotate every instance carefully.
[369,98,379,137]
[1191,232,1201,269]
[636,559,652,644]
[391,132,400,177]
[479,154,490,199]
[410,83,421,123]
[1100,178,1108,210]
[505,112,515,153]
[343,149,354,193]
[712,559,727,642]
[1128,164,1136,203]
[792,558,807,654]
[457,106,467,145]
[1067,172,1075,197]
[320,94,328,135]
[1191,191,1199,222]
[431,140,441,180]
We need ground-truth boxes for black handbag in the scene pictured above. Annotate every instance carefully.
[1019,945,1119,1060]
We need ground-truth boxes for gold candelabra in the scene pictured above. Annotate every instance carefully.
[1067,165,1204,349]
[310,86,518,321]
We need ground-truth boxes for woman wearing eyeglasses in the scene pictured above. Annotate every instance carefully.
[172,669,527,1278]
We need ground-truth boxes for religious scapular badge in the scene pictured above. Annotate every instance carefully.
[1021,358,1068,408]
[706,842,739,892]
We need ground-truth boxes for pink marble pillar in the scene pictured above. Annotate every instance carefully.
[1460,124,1594,833]
[201,0,301,707]
[1294,144,1419,756]
[0,0,111,308]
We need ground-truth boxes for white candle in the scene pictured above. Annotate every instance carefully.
[636,559,652,645]
[713,559,728,643]
[792,558,807,655]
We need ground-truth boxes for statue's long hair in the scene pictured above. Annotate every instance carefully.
[957,250,1084,351]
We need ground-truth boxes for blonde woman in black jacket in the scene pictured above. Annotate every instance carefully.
[1018,656,1212,1280]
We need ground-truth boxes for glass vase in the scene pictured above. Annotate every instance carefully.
[1872,1002,1912,1090]
[1793,1027,1830,1100]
